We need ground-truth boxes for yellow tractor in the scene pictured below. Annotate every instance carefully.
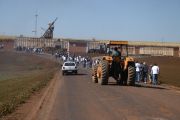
[92,41,135,85]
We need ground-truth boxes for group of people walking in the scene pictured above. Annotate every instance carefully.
[135,61,160,85]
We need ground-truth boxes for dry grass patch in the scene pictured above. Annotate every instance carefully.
[0,51,58,117]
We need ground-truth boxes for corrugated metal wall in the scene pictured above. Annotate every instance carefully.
[128,46,135,55]
[15,37,55,48]
[139,47,174,56]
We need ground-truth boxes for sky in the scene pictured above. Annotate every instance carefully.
[0,0,180,42]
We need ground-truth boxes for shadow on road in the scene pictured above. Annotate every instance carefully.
[63,73,87,76]
[101,82,167,90]
[134,83,167,90]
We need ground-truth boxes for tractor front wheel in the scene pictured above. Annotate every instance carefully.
[92,65,98,83]
[97,60,109,85]
[127,65,136,86]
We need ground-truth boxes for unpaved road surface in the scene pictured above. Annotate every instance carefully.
[33,67,180,120]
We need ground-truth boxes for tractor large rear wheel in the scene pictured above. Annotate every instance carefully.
[127,65,136,86]
[97,60,109,85]
[92,65,98,83]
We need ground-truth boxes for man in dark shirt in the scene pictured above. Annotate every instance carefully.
[111,47,121,81]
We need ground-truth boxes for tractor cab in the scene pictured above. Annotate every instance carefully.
[102,41,130,64]
[106,41,129,56]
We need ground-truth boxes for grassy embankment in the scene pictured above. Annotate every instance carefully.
[137,56,180,87]
[0,51,58,117]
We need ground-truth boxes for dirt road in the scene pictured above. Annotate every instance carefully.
[32,66,180,120]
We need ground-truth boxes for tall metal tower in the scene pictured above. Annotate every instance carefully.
[32,12,38,37]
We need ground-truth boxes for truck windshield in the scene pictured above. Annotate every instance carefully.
[64,63,75,66]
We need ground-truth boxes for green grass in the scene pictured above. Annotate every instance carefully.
[0,51,58,117]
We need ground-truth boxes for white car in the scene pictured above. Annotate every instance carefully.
[61,61,78,75]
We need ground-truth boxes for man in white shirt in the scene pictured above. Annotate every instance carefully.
[151,63,160,85]
[135,61,141,82]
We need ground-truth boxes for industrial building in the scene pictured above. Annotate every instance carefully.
[14,37,180,57]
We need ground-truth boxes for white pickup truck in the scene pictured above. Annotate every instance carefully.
[61,61,78,75]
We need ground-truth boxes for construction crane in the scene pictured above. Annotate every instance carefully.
[42,18,58,39]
